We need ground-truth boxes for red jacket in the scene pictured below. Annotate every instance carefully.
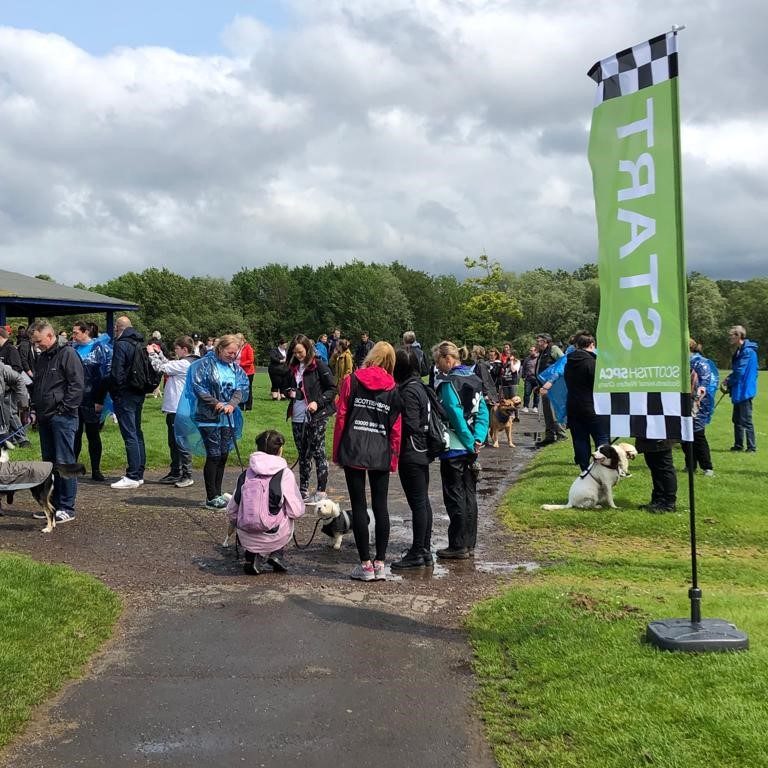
[333,366,402,472]
[239,343,255,376]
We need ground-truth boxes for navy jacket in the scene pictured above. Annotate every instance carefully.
[109,327,144,397]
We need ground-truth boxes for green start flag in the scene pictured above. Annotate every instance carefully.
[587,31,692,441]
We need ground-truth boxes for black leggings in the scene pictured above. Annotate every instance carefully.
[74,419,102,475]
[344,467,390,562]
[398,461,432,555]
[203,453,229,500]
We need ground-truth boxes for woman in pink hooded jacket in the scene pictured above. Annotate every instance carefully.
[333,341,402,582]
[226,430,305,574]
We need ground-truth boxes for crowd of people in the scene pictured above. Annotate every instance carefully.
[0,318,760,579]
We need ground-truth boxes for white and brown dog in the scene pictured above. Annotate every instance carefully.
[489,395,522,448]
[541,442,637,510]
[0,444,84,533]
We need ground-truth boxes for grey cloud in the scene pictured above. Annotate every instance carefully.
[417,200,464,230]
[537,122,589,156]
[0,2,767,286]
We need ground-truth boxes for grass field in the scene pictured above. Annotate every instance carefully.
[0,554,121,750]
[7,372,319,472]
[468,373,768,767]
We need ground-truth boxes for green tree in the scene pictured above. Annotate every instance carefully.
[508,268,595,348]
[462,253,521,347]
[687,272,727,358]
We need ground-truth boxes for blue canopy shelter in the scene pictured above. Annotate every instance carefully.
[0,269,139,337]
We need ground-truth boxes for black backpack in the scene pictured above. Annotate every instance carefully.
[422,383,450,460]
[127,340,163,394]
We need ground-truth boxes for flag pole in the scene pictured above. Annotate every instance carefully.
[667,24,702,625]
[644,26,746,651]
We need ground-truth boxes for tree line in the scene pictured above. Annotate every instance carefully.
[26,260,764,368]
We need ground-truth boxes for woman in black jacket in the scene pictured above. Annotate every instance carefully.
[286,334,336,502]
[563,332,608,471]
[391,347,434,570]
[268,338,290,400]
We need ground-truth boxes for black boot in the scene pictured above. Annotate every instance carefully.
[243,552,265,575]
[390,550,426,570]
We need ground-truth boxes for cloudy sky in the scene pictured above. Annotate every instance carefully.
[0,0,765,286]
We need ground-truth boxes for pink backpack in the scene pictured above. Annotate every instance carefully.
[237,468,285,534]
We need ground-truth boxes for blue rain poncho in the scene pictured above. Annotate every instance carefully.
[73,332,113,420]
[690,352,719,429]
[174,351,250,456]
[537,346,572,425]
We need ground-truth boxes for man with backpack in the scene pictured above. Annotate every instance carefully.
[108,316,150,489]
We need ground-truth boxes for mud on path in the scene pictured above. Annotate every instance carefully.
[1,435,539,621]
[1,435,541,768]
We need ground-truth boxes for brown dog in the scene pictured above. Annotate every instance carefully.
[489,395,522,448]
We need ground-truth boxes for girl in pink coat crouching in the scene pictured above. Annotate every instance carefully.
[226,430,305,575]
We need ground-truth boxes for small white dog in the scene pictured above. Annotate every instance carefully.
[315,498,356,550]
[541,442,637,511]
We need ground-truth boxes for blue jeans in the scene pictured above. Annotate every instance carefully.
[114,393,146,480]
[165,413,192,477]
[569,417,610,471]
[38,414,78,512]
[523,379,539,409]
[732,399,756,451]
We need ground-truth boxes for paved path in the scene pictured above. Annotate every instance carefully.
[1,431,540,768]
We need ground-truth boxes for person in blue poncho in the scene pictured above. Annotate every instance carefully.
[71,321,112,481]
[687,339,718,476]
[433,340,489,560]
[175,334,249,509]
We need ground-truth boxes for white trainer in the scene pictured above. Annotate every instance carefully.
[111,476,141,489]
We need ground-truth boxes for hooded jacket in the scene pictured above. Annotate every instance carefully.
[73,333,112,410]
[435,365,489,458]
[333,366,402,472]
[727,339,758,404]
[226,451,305,555]
[690,352,717,428]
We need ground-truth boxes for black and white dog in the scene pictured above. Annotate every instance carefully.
[315,498,370,550]
[0,444,85,533]
[541,442,638,510]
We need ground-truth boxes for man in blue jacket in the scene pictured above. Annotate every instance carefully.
[724,325,758,453]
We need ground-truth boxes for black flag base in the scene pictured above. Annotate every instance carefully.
[647,587,748,652]
[646,618,749,652]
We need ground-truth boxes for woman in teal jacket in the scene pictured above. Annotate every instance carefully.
[433,341,489,560]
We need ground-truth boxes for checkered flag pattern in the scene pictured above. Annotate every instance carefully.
[594,392,693,442]
[588,32,678,105]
